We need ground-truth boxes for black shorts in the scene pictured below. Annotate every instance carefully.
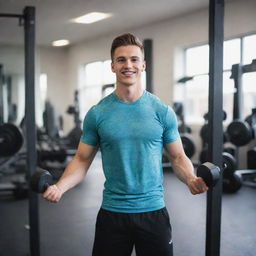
[92,207,173,256]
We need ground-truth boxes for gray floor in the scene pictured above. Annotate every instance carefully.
[0,154,256,256]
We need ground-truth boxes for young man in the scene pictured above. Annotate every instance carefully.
[43,33,208,256]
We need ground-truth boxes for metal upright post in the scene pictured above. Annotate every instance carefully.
[0,64,4,124]
[206,0,224,255]
[231,64,243,120]
[143,39,153,93]
[24,6,40,256]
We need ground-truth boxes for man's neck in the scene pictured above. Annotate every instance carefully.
[114,84,144,102]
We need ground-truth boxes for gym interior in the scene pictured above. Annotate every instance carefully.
[0,0,256,255]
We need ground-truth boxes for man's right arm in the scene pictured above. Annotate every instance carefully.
[43,141,98,203]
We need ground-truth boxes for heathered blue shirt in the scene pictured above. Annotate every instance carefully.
[80,90,180,213]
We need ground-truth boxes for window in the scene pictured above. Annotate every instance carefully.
[177,33,256,124]
[79,60,146,119]
[40,73,47,104]
[242,34,256,117]
[78,60,115,119]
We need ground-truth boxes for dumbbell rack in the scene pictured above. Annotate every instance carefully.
[226,60,256,190]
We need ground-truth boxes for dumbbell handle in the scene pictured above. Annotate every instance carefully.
[43,183,51,192]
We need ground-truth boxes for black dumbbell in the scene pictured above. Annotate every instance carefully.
[30,170,54,193]
[197,162,220,187]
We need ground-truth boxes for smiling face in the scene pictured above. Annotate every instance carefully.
[111,45,146,88]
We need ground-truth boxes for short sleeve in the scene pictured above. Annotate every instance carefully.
[163,106,180,144]
[80,106,99,146]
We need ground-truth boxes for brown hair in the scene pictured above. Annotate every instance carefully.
[111,33,144,60]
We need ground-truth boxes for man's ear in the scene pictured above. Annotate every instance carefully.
[111,62,115,73]
[142,61,146,72]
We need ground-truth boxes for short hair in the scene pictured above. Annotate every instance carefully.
[111,33,144,60]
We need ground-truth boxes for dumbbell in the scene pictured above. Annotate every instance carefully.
[30,170,54,193]
[197,162,220,187]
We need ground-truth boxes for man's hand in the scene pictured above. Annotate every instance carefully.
[187,177,208,195]
[43,184,63,203]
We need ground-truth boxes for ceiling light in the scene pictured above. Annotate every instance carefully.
[52,39,70,47]
[71,12,112,24]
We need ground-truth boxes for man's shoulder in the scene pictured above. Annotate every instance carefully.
[93,93,115,111]
[144,91,168,111]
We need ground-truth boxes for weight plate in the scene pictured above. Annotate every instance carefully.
[30,170,54,193]
[0,123,23,157]
[181,135,195,158]
[222,152,237,178]
[227,120,252,146]
[223,173,242,193]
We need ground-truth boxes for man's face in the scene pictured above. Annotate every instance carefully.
[111,45,146,87]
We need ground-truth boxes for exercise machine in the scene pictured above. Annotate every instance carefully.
[225,60,256,190]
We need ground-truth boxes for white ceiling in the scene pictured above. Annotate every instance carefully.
[0,0,215,47]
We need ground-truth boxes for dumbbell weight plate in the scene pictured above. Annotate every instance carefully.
[223,172,242,193]
[30,170,54,193]
[181,135,195,158]
[197,162,220,187]
[227,120,252,146]
[222,152,237,178]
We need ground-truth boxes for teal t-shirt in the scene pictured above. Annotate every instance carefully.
[80,90,180,213]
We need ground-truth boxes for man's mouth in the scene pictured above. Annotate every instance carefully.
[122,71,136,75]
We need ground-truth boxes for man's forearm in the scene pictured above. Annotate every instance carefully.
[171,154,196,185]
[56,155,92,194]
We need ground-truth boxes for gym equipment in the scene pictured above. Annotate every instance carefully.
[143,39,153,93]
[173,102,195,158]
[0,178,29,199]
[197,162,220,187]
[200,150,242,193]
[200,111,228,146]
[30,169,54,193]
[247,147,256,169]
[222,152,242,193]
[227,107,256,147]
[0,123,23,157]
[66,90,82,148]
[43,101,60,139]
[225,60,256,190]
[226,61,256,146]
[38,148,76,163]
[205,1,224,255]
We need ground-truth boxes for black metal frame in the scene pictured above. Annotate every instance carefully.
[206,0,224,256]
[0,64,4,124]
[231,59,256,120]
[0,6,39,256]
[230,59,256,188]
[143,39,153,93]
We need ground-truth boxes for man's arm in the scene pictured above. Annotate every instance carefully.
[165,139,208,194]
[43,142,98,202]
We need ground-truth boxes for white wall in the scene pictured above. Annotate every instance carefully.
[38,46,70,130]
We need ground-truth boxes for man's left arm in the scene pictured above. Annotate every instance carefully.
[165,139,208,194]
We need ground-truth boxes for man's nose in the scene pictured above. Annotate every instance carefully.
[124,60,132,68]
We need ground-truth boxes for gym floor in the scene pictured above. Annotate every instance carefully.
[0,154,255,256]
